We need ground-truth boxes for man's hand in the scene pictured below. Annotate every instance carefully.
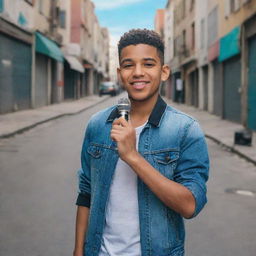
[111,117,138,162]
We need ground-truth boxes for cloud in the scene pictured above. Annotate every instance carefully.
[92,0,146,10]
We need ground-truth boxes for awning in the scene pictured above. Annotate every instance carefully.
[35,32,64,62]
[65,56,84,73]
[219,26,240,62]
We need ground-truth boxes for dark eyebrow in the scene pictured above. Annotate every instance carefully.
[143,58,157,63]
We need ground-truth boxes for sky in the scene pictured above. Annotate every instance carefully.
[91,0,167,46]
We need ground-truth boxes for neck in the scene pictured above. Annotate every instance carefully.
[130,94,159,127]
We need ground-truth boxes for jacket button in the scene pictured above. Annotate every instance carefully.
[165,155,171,162]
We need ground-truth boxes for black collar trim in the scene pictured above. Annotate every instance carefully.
[106,95,167,127]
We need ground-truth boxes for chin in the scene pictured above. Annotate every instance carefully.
[128,92,158,103]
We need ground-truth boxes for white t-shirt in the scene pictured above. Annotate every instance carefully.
[99,123,146,256]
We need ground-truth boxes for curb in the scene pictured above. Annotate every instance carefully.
[0,96,110,139]
[205,134,256,166]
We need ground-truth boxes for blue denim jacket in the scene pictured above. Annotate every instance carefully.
[76,96,209,256]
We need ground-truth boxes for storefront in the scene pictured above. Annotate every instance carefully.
[34,32,64,107]
[0,17,32,114]
[64,55,84,99]
[219,26,241,123]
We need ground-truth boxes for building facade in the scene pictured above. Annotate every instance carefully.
[164,0,256,131]
[0,0,110,114]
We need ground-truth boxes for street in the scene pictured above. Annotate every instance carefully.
[0,95,256,256]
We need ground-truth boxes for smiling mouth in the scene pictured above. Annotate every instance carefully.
[130,81,150,89]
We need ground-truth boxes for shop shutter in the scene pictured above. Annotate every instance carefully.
[247,35,256,130]
[0,33,31,113]
[223,55,241,123]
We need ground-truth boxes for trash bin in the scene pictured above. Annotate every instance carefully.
[234,129,252,146]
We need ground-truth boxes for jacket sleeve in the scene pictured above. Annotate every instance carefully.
[174,120,209,218]
[76,121,92,208]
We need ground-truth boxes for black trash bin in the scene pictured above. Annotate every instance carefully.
[234,129,253,146]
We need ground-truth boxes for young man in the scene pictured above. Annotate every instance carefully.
[74,29,209,256]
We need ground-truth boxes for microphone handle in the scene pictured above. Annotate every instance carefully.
[120,110,129,121]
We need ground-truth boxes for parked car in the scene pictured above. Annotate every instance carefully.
[99,81,120,96]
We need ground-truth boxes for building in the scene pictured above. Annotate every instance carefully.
[33,0,66,107]
[219,0,256,129]
[164,0,174,99]
[70,0,109,97]
[164,0,256,131]
[155,9,165,40]
[0,0,34,113]
[0,0,110,114]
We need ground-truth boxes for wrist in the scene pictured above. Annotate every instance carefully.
[73,249,83,256]
[123,150,142,165]
[73,247,83,255]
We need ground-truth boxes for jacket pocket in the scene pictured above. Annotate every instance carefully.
[151,150,179,179]
[87,144,103,158]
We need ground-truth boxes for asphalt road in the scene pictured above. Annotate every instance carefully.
[0,96,256,256]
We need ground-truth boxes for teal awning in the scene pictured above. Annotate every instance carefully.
[35,32,64,62]
[219,26,241,62]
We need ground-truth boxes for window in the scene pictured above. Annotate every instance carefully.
[174,37,180,57]
[190,0,195,11]
[59,10,66,29]
[208,7,218,47]
[200,18,205,49]
[38,0,43,14]
[182,0,186,18]
[225,0,231,18]
[0,0,4,13]
[191,22,195,50]
[230,0,240,12]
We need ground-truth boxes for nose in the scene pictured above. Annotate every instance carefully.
[133,64,144,77]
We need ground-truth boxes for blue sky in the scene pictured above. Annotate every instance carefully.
[92,0,167,46]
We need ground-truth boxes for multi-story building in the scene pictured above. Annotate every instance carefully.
[155,9,165,40]
[218,0,256,130]
[100,27,110,83]
[155,9,166,96]
[70,0,109,97]
[0,0,68,112]
[170,0,197,105]
[164,0,174,99]
[164,0,256,131]
[0,0,109,114]
[109,45,119,83]
[0,0,34,113]
[33,0,66,107]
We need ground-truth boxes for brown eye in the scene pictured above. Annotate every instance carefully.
[123,64,133,68]
[144,63,154,67]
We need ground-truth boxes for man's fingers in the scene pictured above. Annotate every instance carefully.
[113,117,129,127]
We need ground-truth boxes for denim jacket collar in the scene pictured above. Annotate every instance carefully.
[106,95,167,127]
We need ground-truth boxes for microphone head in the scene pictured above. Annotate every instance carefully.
[117,98,131,113]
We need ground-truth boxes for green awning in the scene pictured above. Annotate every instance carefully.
[35,32,64,62]
[219,26,241,62]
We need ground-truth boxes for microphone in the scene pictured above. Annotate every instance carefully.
[117,98,131,121]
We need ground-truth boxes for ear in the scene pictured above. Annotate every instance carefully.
[161,65,171,82]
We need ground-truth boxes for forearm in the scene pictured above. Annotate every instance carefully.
[125,152,195,219]
[74,206,89,255]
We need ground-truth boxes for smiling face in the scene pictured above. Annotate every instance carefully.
[117,44,170,104]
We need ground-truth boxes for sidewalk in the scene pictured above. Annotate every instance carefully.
[0,94,255,166]
[0,95,110,139]
[164,98,256,166]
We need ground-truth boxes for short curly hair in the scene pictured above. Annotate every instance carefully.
[118,29,165,64]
